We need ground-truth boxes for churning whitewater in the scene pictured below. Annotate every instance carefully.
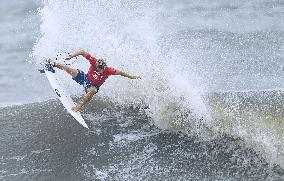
[1,0,284,180]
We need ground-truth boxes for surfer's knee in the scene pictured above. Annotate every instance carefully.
[90,87,98,93]
[65,67,78,77]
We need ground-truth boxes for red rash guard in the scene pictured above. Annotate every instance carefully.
[85,54,116,87]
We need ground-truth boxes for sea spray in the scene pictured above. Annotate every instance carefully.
[209,91,284,168]
[32,0,284,169]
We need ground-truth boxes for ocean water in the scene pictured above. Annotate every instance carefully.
[1,0,284,180]
[0,0,53,107]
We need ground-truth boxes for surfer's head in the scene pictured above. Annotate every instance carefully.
[96,59,107,73]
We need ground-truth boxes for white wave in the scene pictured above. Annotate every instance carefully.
[32,0,284,169]
[32,0,211,132]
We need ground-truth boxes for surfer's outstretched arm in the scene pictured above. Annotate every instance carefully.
[115,70,141,80]
[72,87,97,112]
[65,50,88,60]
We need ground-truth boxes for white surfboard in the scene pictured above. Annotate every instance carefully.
[43,63,89,129]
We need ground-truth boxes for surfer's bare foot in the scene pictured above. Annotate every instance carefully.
[72,106,81,112]
[47,59,56,67]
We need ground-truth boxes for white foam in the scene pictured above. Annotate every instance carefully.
[32,0,211,132]
[32,0,284,168]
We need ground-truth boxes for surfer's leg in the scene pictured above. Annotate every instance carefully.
[86,86,98,95]
[54,63,78,78]
[72,86,97,112]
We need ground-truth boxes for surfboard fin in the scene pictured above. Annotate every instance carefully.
[38,69,45,73]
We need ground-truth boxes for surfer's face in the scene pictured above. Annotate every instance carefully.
[97,67,105,74]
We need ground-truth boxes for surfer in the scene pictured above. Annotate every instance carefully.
[48,50,141,112]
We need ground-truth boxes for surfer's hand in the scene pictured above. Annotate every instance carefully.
[132,75,141,80]
[65,56,72,60]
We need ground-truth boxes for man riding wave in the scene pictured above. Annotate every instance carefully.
[48,50,141,112]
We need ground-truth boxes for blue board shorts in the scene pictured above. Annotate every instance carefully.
[72,69,99,93]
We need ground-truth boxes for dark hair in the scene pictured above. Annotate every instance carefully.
[96,59,107,69]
